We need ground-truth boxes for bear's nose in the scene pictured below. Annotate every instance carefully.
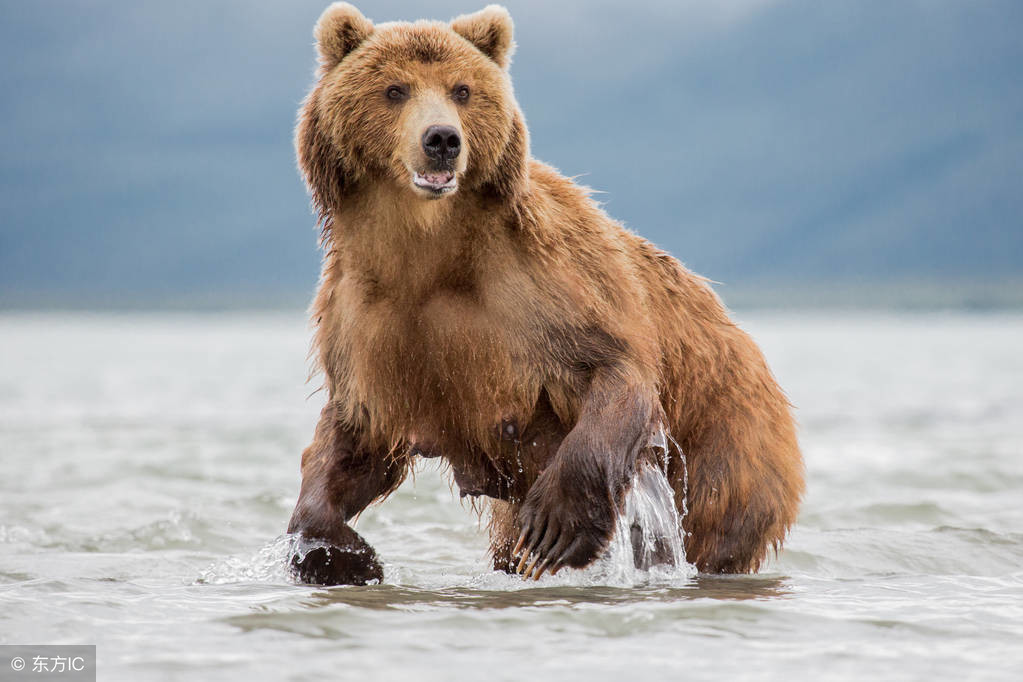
[422,125,461,163]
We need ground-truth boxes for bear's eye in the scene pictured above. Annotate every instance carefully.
[453,84,471,103]
[385,85,408,101]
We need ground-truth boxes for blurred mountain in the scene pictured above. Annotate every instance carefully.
[1,0,1020,308]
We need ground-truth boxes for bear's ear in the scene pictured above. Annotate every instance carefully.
[314,2,374,70]
[451,5,515,69]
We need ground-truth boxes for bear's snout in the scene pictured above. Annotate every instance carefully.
[411,122,462,196]
[422,125,461,166]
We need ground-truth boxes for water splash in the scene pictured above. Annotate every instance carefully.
[196,534,323,585]
[595,456,694,585]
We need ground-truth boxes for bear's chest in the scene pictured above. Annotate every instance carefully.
[327,268,544,443]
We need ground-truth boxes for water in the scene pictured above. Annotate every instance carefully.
[1,311,1021,680]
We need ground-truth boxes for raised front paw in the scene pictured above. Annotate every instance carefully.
[512,454,617,580]
[289,530,383,586]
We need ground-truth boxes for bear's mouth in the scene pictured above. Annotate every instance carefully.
[412,170,457,196]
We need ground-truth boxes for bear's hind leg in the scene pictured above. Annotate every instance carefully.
[487,500,522,574]
[674,408,803,574]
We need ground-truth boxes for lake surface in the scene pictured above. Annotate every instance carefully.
[1,311,1021,681]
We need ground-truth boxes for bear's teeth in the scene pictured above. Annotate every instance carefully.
[413,171,456,189]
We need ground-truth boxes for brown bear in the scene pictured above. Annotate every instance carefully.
[286,2,804,585]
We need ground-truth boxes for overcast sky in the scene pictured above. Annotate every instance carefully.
[1,1,1020,306]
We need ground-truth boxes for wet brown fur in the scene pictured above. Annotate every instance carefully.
[287,3,804,582]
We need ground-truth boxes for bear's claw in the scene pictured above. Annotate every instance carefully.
[513,486,613,580]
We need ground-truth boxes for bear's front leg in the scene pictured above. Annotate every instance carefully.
[287,403,407,586]
[513,368,660,579]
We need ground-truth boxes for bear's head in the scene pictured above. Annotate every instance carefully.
[297,3,529,220]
